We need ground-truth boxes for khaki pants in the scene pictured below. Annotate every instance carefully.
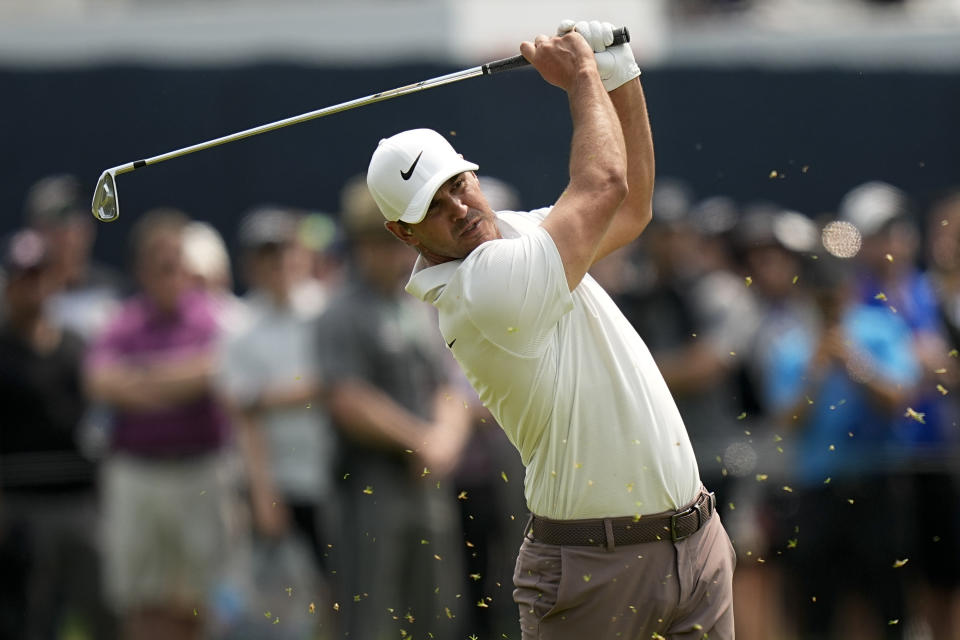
[513,507,736,639]
[101,453,236,613]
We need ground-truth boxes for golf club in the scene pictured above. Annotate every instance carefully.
[91,27,629,223]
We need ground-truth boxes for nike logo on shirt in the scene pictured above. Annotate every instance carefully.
[400,152,423,180]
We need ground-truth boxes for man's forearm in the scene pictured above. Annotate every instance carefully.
[256,379,323,411]
[611,78,655,223]
[138,354,214,404]
[524,31,629,289]
[85,365,164,410]
[432,385,472,452]
[85,354,213,410]
[656,342,730,394]
[543,65,628,289]
[593,78,655,259]
[233,411,279,500]
[566,69,628,200]
[328,379,431,451]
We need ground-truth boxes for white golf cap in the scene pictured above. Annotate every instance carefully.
[366,128,479,224]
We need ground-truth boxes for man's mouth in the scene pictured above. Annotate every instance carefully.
[459,217,482,239]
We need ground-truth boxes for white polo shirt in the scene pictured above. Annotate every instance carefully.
[407,208,701,519]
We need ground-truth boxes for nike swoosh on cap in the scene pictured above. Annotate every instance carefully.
[447,338,456,349]
[400,151,423,181]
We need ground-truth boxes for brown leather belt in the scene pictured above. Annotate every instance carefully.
[528,491,716,549]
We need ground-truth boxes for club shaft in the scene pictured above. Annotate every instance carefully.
[114,65,487,176]
[110,26,631,175]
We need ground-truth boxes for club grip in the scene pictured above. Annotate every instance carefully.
[482,26,631,76]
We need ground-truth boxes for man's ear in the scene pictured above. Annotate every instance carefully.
[384,220,418,247]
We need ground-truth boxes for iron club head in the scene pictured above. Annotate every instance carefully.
[92,169,120,222]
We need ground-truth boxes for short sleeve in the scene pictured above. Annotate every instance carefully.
[761,327,814,412]
[460,226,573,357]
[214,331,262,406]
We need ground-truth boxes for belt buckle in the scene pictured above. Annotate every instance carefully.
[670,505,698,542]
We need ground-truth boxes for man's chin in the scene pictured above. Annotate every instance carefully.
[461,233,496,256]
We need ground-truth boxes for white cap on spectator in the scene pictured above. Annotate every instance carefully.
[839,181,909,236]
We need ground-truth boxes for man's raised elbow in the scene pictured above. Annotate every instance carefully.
[638,202,653,228]
[569,167,628,215]
[598,170,629,210]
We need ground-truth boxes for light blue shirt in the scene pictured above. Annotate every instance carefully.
[763,304,919,486]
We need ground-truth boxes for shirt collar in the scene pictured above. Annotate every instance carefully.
[405,255,459,304]
[404,212,521,305]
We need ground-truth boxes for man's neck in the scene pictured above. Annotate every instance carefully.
[418,250,458,268]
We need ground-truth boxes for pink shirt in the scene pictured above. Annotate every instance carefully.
[86,289,229,457]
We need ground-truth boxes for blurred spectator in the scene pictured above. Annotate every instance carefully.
[736,204,821,433]
[182,220,248,335]
[0,229,115,640]
[927,190,960,345]
[292,211,346,313]
[214,207,338,639]
[762,254,919,639]
[732,204,820,640]
[22,174,128,471]
[22,174,125,340]
[919,188,960,639]
[841,181,960,640]
[317,175,471,640]
[623,187,759,504]
[84,208,238,640]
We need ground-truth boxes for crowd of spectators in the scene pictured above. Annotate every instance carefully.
[1,171,959,640]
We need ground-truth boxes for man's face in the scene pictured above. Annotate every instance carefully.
[859,221,918,274]
[745,244,798,299]
[353,233,417,293]
[387,172,500,263]
[250,243,298,295]
[137,230,189,312]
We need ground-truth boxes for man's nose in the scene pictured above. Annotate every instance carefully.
[447,196,469,220]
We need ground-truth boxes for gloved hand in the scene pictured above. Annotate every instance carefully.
[557,19,640,92]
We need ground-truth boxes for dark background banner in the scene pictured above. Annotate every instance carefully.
[2,63,957,268]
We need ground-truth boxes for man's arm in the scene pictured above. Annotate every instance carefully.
[231,409,290,537]
[253,378,323,412]
[421,385,472,478]
[85,352,213,411]
[326,379,470,477]
[594,78,655,262]
[552,20,654,268]
[521,32,629,291]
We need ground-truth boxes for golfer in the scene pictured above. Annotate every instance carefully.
[367,20,735,639]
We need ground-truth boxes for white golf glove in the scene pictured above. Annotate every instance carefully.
[557,19,640,92]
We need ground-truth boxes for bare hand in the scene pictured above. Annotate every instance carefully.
[414,424,466,479]
[252,492,290,539]
[820,326,850,364]
[520,32,598,91]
